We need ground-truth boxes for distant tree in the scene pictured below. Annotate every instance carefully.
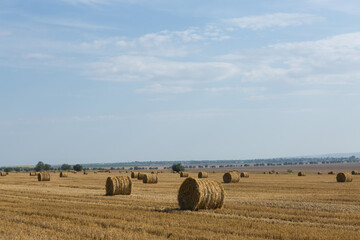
[73,164,83,172]
[287,169,294,174]
[14,167,21,172]
[134,166,140,170]
[129,167,133,170]
[171,163,184,173]
[61,164,72,171]
[4,167,13,173]
[44,164,51,171]
[34,161,45,172]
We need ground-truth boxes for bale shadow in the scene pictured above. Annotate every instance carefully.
[153,208,183,213]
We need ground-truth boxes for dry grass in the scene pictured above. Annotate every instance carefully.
[0,171,360,239]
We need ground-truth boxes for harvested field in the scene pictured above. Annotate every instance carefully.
[0,171,360,239]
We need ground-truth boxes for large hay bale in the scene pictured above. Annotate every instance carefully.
[328,171,336,175]
[137,172,146,180]
[351,170,359,175]
[38,172,50,181]
[298,171,306,176]
[223,171,240,183]
[106,176,132,195]
[60,172,68,178]
[336,172,352,182]
[131,172,139,178]
[143,174,158,184]
[29,172,36,176]
[180,172,189,177]
[240,172,249,178]
[318,172,322,175]
[198,172,208,178]
[0,172,7,176]
[178,177,225,210]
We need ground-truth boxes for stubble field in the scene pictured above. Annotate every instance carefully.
[0,170,359,240]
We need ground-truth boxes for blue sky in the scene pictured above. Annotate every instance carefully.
[1,0,360,165]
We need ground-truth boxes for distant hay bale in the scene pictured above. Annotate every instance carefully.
[351,170,359,175]
[72,171,77,174]
[178,177,225,210]
[240,172,249,178]
[83,171,88,175]
[318,172,323,175]
[336,172,352,182]
[60,172,68,178]
[198,172,208,178]
[0,172,7,176]
[275,172,279,175]
[298,171,306,176]
[29,172,36,176]
[328,171,336,175]
[106,176,132,195]
[131,172,139,178]
[151,171,158,174]
[143,174,158,184]
[180,172,189,177]
[38,172,50,181]
[268,171,273,174]
[137,172,146,180]
[263,172,267,174]
[223,171,240,183]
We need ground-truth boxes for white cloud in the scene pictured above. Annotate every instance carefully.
[224,13,323,30]
[89,55,238,83]
[214,32,360,85]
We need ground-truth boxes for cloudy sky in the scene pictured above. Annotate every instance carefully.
[1,0,360,165]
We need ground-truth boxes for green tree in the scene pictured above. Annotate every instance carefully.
[61,164,72,171]
[34,161,45,171]
[73,164,83,172]
[171,163,184,173]
[44,164,51,171]
[4,167,12,173]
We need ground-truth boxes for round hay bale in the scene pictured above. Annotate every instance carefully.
[106,176,132,195]
[178,177,225,210]
[275,172,279,175]
[180,172,189,177]
[29,172,36,176]
[198,172,208,178]
[60,172,68,178]
[317,172,322,175]
[143,174,158,184]
[351,170,359,175]
[38,172,50,181]
[0,172,7,176]
[131,172,139,178]
[268,171,273,174]
[240,172,249,178]
[263,172,267,174]
[83,171,88,175]
[328,171,336,175]
[223,171,240,183]
[137,172,146,180]
[151,171,158,174]
[336,172,352,182]
[298,171,306,176]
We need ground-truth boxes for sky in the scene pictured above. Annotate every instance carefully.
[1,0,360,166]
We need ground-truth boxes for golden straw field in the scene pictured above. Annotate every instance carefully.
[0,171,360,240]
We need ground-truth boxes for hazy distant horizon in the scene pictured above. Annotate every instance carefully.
[1,1,360,166]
